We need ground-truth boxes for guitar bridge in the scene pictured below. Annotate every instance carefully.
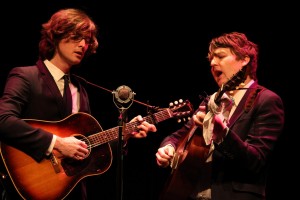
[50,153,61,173]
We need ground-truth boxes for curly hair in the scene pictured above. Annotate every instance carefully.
[207,32,258,80]
[39,8,99,60]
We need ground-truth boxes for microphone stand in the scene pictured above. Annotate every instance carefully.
[112,86,135,200]
[116,107,127,200]
[72,76,159,200]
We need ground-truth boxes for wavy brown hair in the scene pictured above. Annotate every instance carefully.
[39,8,99,60]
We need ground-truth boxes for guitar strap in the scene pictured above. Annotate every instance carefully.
[228,83,263,126]
[244,85,264,113]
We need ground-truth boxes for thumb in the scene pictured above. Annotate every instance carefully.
[166,145,175,156]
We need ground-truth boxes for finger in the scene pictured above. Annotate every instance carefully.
[78,141,88,148]
[137,131,147,138]
[199,105,206,112]
[78,147,89,155]
[156,151,169,160]
[156,157,170,167]
[192,115,201,124]
[166,148,174,157]
[73,154,82,160]
[149,124,157,132]
[158,150,172,160]
[136,115,143,122]
[130,131,146,138]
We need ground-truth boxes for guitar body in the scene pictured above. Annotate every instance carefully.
[159,69,247,200]
[0,113,112,200]
[160,129,211,200]
[0,100,194,199]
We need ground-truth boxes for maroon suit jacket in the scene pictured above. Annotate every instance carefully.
[160,82,284,200]
[0,59,91,162]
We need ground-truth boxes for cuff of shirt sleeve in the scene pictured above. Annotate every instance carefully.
[46,135,56,156]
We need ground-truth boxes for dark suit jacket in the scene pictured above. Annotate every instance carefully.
[160,82,284,200]
[0,59,91,162]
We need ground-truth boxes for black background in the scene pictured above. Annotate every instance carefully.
[0,1,294,200]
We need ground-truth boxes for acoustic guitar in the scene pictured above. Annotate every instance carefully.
[0,100,193,200]
[159,68,247,200]
[159,104,211,200]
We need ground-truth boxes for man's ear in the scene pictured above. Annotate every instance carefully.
[242,56,250,66]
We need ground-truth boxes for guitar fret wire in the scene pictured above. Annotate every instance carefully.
[79,105,188,150]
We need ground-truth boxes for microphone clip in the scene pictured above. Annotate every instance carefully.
[112,85,135,109]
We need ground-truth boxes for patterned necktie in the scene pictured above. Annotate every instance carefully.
[63,74,72,116]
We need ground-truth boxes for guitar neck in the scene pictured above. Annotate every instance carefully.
[214,85,226,105]
[87,108,173,146]
[214,67,247,105]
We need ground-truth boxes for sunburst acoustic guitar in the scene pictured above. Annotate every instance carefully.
[0,100,193,200]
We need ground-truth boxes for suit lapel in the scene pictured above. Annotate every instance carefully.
[36,60,66,117]
[228,82,258,127]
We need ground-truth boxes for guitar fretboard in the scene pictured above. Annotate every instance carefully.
[87,108,173,148]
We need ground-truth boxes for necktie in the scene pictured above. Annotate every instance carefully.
[63,74,72,116]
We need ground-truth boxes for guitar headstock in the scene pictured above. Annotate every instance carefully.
[169,99,194,123]
[215,67,246,104]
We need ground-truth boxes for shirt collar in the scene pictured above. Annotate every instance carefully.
[231,79,255,106]
[44,59,65,81]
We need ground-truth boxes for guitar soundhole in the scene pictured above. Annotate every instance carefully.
[61,134,92,176]
[74,134,91,157]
